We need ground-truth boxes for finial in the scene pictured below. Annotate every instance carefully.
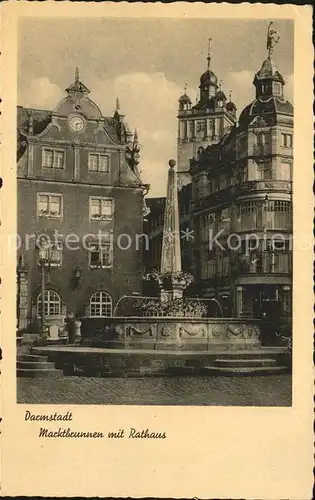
[184,82,187,95]
[134,128,138,142]
[28,110,34,134]
[266,21,280,58]
[229,90,232,102]
[116,97,120,111]
[196,92,199,104]
[207,38,212,70]
[219,80,223,91]
[75,67,80,83]
[169,159,176,169]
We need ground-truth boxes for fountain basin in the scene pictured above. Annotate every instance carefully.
[81,316,262,351]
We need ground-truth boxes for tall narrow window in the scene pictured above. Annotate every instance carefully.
[279,162,291,181]
[281,133,293,148]
[239,201,257,231]
[257,162,272,180]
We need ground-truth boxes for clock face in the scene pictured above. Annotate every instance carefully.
[69,115,85,132]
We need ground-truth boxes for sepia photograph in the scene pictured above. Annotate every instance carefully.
[1,3,313,498]
[15,16,295,406]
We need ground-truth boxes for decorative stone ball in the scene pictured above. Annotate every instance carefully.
[169,159,176,169]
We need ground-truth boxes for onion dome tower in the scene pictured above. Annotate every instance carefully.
[177,39,236,188]
[239,22,293,130]
[199,38,218,102]
[178,83,192,112]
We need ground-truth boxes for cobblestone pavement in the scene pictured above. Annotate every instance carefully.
[17,374,292,406]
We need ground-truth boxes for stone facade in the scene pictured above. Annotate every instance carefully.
[145,34,293,321]
[17,70,147,332]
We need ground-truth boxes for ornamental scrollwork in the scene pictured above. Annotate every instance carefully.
[160,326,172,338]
[178,326,205,338]
[126,326,153,338]
[226,324,245,337]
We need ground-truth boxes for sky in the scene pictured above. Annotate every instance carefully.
[18,18,293,197]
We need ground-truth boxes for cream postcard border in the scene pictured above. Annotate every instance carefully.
[1,3,313,498]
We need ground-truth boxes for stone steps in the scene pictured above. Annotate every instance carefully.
[215,351,284,360]
[214,358,277,368]
[17,354,48,362]
[209,349,288,374]
[204,365,288,376]
[17,361,56,370]
[16,352,63,378]
[17,368,64,378]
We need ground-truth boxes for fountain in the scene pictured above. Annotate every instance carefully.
[32,160,288,376]
[93,159,262,353]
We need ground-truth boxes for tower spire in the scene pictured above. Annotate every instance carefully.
[184,82,187,95]
[75,66,80,83]
[207,38,212,70]
[116,97,120,111]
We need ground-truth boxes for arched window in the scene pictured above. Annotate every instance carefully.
[37,290,61,317]
[90,291,112,317]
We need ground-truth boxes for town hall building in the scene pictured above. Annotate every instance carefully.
[17,69,148,333]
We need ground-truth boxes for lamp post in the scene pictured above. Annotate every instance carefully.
[38,243,51,340]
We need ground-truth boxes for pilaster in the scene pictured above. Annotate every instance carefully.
[17,255,29,331]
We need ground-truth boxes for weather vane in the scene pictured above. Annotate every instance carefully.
[207,37,212,70]
[266,21,280,58]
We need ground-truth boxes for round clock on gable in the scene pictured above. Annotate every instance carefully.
[69,115,85,132]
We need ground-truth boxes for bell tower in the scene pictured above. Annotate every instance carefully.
[177,39,237,189]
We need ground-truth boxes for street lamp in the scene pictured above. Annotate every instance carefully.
[38,241,51,340]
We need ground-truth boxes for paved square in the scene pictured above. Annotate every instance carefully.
[17,374,292,406]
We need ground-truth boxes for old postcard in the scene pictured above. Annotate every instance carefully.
[0,1,313,498]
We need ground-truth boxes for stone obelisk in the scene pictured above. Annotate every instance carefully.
[160,159,185,302]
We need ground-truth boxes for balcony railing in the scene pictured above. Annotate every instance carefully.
[238,252,292,275]
[237,212,292,231]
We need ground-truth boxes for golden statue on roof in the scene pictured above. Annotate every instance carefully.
[267,21,280,58]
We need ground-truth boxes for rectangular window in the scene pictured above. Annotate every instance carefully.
[263,201,292,229]
[89,197,113,221]
[282,286,291,314]
[219,173,228,190]
[42,149,65,169]
[257,162,272,180]
[273,82,281,95]
[37,240,63,267]
[239,201,257,231]
[89,242,112,268]
[37,193,62,218]
[88,153,110,172]
[279,162,291,181]
[281,133,293,148]
[196,121,205,132]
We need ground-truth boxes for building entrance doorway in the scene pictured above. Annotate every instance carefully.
[252,285,279,318]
